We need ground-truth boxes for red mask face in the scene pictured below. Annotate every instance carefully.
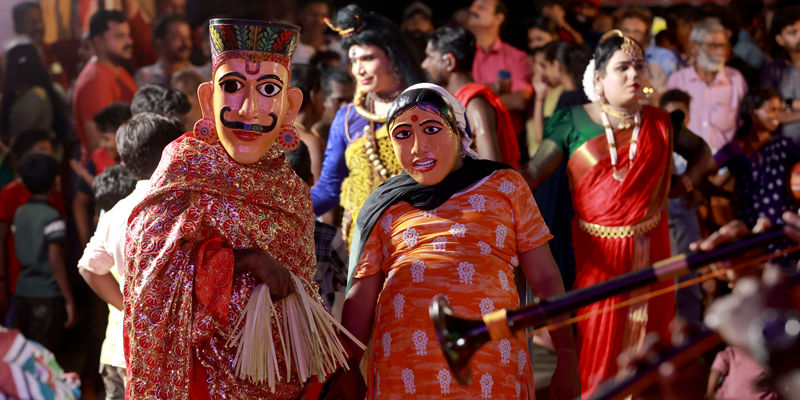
[198,57,303,164]
[390,106,463,186]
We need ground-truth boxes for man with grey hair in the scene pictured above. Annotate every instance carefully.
[667,18,747,152]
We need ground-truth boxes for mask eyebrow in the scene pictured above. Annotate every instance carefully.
[257,74,283,84]
[419,119,442,126]
[219,72,246,80]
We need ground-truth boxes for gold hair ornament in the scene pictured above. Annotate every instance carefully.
[324,17,363,38]
[600,29,643,57]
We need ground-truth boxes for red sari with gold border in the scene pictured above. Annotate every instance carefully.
[555,105,675,396]
[123,133,319,400]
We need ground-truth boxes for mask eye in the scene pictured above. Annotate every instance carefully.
[220,80,243,94]
[394,129,412,140]
[423,125,442,135]
[257,82,283,97]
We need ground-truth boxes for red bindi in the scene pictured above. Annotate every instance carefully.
[411,115,419,122]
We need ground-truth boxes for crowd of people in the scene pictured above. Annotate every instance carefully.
[1,0,800,399]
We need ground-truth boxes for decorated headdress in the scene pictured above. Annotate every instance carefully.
[208,19,300,74]
[582,30,646,102]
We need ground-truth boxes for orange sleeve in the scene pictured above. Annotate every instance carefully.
[353,224,385,279]
[508,171,552,253]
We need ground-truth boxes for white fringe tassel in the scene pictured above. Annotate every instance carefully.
[227,272,366,392]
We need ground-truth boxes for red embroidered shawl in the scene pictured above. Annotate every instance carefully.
[123,133,318,400]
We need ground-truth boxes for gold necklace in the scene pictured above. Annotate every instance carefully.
[353,86,386,123]
[600,102,640,129]
[352,85,402,123]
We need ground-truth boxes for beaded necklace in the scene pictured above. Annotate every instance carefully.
[600,108,641,182]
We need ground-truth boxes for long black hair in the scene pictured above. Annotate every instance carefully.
[387,88,459,135]
[543,41,592,88]
[333,4,422,87]
[736,86,781,138]
[1,43,69,140]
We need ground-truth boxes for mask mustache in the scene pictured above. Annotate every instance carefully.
[219,106,278,133]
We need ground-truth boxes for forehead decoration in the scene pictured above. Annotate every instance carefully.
[209,18,300,74]
[600,29,643,58]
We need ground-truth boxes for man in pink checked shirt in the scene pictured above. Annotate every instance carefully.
[467,0,533,134]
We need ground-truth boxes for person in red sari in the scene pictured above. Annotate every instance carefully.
[521,30,711,396]
[421,26,520,169]
[124,19,330,400]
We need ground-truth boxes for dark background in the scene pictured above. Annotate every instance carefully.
[184,0,539,50]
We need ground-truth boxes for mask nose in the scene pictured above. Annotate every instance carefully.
[238,85,260,120]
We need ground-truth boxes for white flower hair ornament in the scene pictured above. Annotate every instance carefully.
[582,58,599,103]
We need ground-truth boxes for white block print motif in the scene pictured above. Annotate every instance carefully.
[423,208,438,218]
[499,181,516,195]
[403,228,419,248]
[478,241,491,255]
[450,223,467,238]
[499,339,512,364]
[412,330,428,355]
[469,193,486,212]
[510,256,519,267]
[480,373,494,399]
[383,333,391,357]
[515,381,521,398]
[380,213,392,233]
[393,294,405,318]
[496,224,508,249]
[402,369,416,394]
[480,298,495,316]
[498,270,510,291]
[411,260,426,283]
[438,369,452,394]
[433,237,447,251]
[458,262,475,284]
[518,350,528,375]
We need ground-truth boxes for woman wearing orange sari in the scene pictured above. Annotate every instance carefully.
[521,31,711,396]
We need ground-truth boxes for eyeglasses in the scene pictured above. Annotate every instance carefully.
[700,42,727,51]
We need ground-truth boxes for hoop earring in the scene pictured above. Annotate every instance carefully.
[193,118,218,143]
[277,125,300,150]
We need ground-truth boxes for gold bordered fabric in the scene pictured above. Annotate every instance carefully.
[577,212,662,239]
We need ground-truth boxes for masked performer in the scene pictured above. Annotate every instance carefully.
[311,4,422,244]
[325,84,581,400]
[521,30,711,396]
[124,19,322,400]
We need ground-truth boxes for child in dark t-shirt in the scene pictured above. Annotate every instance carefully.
[12,154,74,352]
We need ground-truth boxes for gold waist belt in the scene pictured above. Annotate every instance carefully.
[578,212,662,239]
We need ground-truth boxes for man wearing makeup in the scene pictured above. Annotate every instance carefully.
[124,19,325,400]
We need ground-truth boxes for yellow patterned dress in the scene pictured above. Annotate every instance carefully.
[340,123,402,245]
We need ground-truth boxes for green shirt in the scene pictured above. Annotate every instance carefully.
[543,105,604,158]
[12,199,66,298]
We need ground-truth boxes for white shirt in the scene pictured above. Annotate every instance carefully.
[78,179,151,368]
